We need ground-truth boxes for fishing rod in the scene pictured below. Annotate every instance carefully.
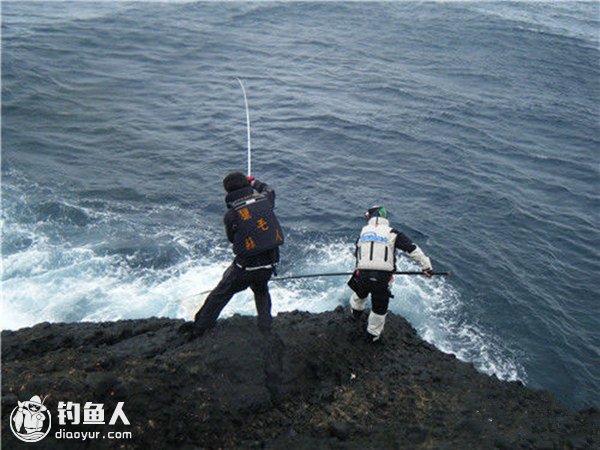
[186,81,448,300]
[236,78,252,176]
[192,271,450,297]
[273,271,450,281]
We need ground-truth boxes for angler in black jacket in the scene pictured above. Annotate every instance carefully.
[191,172,284,337]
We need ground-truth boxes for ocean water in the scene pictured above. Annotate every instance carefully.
[1,1,598,410]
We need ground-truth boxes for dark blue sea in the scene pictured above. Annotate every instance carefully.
[2,1,599,410]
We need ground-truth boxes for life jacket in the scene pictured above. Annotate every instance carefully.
[356,217,396,272]
[231,193,284,257]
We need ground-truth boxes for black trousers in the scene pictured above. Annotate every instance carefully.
[194,263,273,334]
[348,270,392,315]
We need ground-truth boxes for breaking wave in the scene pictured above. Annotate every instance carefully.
[1,174,525,384]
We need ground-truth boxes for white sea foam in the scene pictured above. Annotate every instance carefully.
[1,213,525,383]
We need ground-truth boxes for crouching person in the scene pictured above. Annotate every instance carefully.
[349,206,433,343]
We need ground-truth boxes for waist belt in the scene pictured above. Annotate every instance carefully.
[236,263,274,271]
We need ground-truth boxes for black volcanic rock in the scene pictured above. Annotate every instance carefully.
[2,307,598,449]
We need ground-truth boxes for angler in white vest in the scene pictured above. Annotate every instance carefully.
[348,206,433,342]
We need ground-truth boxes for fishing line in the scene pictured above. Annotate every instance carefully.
[184,82,450,303]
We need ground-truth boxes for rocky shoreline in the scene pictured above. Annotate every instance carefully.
[2,307,598,449]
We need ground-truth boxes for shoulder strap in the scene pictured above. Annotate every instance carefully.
[231,193,267,210]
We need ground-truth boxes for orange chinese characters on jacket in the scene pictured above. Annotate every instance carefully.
[238,208,252,221]
[244,237,257,251]
[256,218,269,231]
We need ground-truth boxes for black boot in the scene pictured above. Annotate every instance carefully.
[351,308,364,321]
[177,322,194,334]
[178,322,204,341]
[366,332,383,344]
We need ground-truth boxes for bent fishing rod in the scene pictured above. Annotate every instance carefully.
[236,77,252,176]
[185,83,449,299]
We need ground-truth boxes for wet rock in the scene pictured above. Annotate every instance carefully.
[568,435,588,449]
[85,372,118,398]
[328,421,350,440]
[2,311,598,449]
[2,393,18,411]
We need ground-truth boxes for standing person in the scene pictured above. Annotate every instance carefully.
[349,205,433,343]
[190,172,284,337]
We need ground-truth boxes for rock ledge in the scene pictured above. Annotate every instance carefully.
[2,308,598,449]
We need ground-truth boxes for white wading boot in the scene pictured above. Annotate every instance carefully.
[367,311,387,343]
[350,292,367,321]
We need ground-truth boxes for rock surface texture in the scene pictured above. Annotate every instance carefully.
[2,307,598,449]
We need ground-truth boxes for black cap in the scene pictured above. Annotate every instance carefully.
[223,172,249,193]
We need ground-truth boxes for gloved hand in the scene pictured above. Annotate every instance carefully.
[247,175,255,186]
[422,269,433,277]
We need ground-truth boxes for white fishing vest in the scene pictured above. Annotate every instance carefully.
[356,217,396,271]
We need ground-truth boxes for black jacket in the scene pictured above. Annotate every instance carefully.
[391,229,417,254]
[224,180,280,268]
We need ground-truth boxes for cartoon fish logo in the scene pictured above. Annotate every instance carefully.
[10,395,52,442]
